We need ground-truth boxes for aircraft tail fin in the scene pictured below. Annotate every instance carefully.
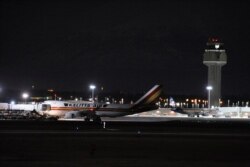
[133,85,162,107]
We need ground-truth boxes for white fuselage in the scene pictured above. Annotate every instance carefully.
[41,100,134,118]
[41,100,94,117]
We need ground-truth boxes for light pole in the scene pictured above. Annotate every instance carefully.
[206,86,213,109]
[89,85,96,102]
[22,93,29,104]
[10,101,15,110]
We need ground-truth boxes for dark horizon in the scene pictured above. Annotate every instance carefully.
[1,0,250,97]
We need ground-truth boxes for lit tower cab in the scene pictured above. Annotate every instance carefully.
[203,38,227,107]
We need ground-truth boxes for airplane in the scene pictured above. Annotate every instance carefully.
[168,97,209,117]
[171,107,213,117]
[39,85,162,122]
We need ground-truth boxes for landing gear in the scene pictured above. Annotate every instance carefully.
[93,116,102,123]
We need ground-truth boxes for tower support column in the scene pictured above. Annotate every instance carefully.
[203,38,227,108]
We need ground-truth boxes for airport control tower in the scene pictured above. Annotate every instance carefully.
[203,38,227,107]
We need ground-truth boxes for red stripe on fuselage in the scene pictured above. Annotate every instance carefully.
[51,107,95,111]
[50,107,130,112]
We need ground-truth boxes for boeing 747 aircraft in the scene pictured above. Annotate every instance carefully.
[40,85,162,122]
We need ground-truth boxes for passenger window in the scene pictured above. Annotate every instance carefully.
[64,103,68,107]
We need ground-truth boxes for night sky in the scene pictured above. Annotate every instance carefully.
[0,0,250,97]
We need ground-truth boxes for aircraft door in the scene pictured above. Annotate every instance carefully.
[41,104,51,111]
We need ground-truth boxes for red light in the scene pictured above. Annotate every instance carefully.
[209,37,219,43]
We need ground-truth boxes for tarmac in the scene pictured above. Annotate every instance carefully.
[1,117,250,167]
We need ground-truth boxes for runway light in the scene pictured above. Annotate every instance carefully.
[22,93,29,104]
[215,44,220,49]
[89,85,96,90]
[206,86,213,109]
[22,93,29,99]
[206,86,213,90]
[89,84,96,102]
